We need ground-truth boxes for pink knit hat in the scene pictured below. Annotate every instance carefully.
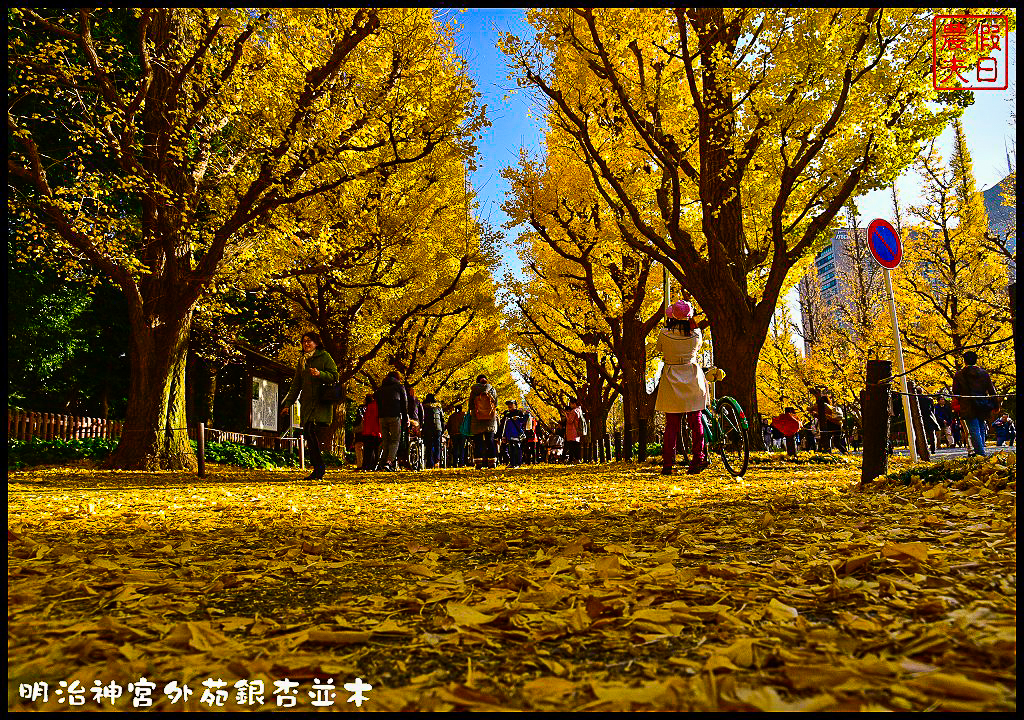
[666,299,693,320]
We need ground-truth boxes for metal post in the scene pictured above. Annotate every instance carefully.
[883,267,917,462]
[638,418,648,462]
[197,423,206,478]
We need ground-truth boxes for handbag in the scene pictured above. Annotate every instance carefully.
[460,410,472,436]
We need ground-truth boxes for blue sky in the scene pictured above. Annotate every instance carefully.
[452,10,1016,279]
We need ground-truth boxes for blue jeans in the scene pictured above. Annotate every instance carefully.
[964,417,987,456]
[424,433,441,468]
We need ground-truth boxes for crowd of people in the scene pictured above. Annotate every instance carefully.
[280,331,1011,481]
[765,351,1010,458]
[347,373,593,473]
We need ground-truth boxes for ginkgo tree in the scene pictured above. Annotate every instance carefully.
[8,8,485,469]
[504,144,664,452]
[501,8,998,427]
[894,120,1015,392]
[265,140,511,421]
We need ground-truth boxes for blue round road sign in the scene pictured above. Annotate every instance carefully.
[867,218,902,269]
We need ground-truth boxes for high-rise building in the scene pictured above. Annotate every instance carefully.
[982,175,1016,281]
[797,227,870,349]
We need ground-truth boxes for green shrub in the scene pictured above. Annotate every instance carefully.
[7,436,323,471]
[884,456,982,486]
[8,437,117,470]
[632,443,663,457]
[748,451,854,466]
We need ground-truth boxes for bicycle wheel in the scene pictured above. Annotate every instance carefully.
[409,438,423,471]
[676,417,691,466]
[715,398,749,477]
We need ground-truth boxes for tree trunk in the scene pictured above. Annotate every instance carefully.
[104,308,197,471]
[706,310,767,448]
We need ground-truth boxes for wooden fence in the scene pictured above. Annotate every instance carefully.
[194,427,301,453]
[8,410,300,454]
[8,409,123,442]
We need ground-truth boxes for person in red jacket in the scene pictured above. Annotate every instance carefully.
[358,394,382,471]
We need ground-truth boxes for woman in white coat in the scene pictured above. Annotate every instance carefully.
[655,299,709,475]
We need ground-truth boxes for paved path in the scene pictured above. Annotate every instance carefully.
[890,444,1016,459]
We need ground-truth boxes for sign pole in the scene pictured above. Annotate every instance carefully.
[867,218,916,463]
[883,266,917,462]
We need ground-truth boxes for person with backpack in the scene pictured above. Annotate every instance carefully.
[422,393,445,469]
[279,332,338,481]
[952,351,1000,457]
[499,400,528,468]
[564,399,584,464]
[446,404,467,468]
[467,374,498,469]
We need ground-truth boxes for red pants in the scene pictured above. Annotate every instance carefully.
[663,411,705,467]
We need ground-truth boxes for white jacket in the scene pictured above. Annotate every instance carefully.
[654,326,709,414]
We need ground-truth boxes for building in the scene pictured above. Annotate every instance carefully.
[982,175,1016,281]
[797,227,870,349]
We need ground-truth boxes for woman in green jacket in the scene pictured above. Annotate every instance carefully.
[280,332,338,480]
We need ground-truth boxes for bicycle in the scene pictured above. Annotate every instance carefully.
[675,389,750,478]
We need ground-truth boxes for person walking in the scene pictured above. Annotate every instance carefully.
[422,393,445,469]
[446,403,467,468]
[522,408,538,464]
[499,400,528,468]
[374,371,407,471]
[810,388,842,453]
[357,394,382,471]
[771,407,803,458]
[564,399,584,464]
[280,332,338,481]
[914,383,939,454]
[952,351,999,457]
[934,396,954,448]
[992,412,1015,447]
[467,374,498,469]
[654,299,709,475]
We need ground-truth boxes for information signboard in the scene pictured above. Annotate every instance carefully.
[251,377,279,431]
